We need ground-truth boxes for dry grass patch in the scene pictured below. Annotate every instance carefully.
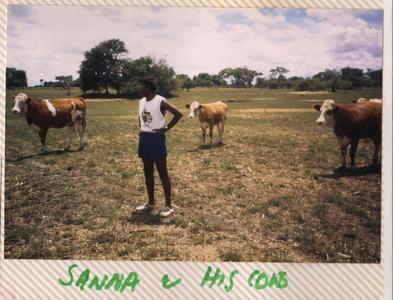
[289,91,332,95]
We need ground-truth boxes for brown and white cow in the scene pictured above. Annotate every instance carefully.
[313,99,381,168]
[185,101,228,145]
[352,97,382,104]
[11,93,87,153]
[353,97,368,103]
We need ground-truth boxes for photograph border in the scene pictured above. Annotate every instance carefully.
[0,0,391,299]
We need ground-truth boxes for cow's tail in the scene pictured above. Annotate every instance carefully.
[79,97,87,106]
[223,102,228,121]
[79,97,87,130]
[71,102,76,120]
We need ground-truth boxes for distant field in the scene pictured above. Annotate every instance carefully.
[4,87,382,262]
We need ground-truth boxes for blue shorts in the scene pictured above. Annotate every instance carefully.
[138,132,167,161]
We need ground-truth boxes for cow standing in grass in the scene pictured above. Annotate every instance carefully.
[185,101,228,145]
[313,99,381,168]
[11,93,87,153]
[352,98,382,104]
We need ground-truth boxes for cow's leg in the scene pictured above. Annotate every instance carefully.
[337,136,350,167]
[217,122,224,144]
[201,126,206,144]
[66,125,74,150]
[77,122,86,150]
[39,128,48,153]
[209,126,213,146]
[216,124,220,144]
[349,139,359,167]
[220,117,226,144]
[372,136,381,165]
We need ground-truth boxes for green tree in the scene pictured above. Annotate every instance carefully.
[43,81,62,88]
[218,67,261,87]
[255,77,266,89]
[175,74,194,91]
[268,67,289,89]
[313,69,340,92]
[295,79,310,91]
[193,73,214,87]
[71,77,81,87]
[341,67,365,90]
[183,77,194,91]
[55,75,73,95]
[269,66,289,80]
[366,69,382,86]
[211,74,226,87]
[6,67,27,89]
[122,56,176,97]
[79,39,127,95]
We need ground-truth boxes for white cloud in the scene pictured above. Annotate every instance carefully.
[7,6,383,86]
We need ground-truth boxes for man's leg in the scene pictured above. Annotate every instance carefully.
[143,158,155,205]
[155,158,171,207]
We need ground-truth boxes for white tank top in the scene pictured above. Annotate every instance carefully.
[139,95,166,132]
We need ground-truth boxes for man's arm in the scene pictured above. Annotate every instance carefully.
[162,100,183,131]
[153,100,183,136]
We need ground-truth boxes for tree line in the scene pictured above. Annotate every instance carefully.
[179,66,381,93]
[6,38,382,95]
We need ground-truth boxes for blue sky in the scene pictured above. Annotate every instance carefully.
[7,6,383,86]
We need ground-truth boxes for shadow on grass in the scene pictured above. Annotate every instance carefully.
[318,164,381,179]
[6,149,79,163]
[224,99,251,103]
[129,211,174,225]
[187,143,225,152]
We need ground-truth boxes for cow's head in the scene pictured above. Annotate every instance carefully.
[11,93,30,115]
[313,99,336,126]
[185,101,202,118]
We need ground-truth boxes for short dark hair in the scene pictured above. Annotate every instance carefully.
[137,76,157,92]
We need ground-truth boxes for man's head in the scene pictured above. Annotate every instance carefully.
[137,76,157,97]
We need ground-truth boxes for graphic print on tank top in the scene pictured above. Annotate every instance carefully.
[141,109,153,127]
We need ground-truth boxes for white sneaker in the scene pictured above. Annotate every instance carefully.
[159,206,174,217]
[135,203,154,212]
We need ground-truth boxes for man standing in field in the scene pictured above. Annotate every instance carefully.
[135,76,183,217]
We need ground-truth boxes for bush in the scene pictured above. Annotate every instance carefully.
[339,80,353,90]
[268,81,279,89]
[296,79,309,91]
[309,78,327,91]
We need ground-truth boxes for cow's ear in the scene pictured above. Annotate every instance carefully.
[198,104,203,109]
[352,100,357,103]
[313,104,321,111]
[26,97,31,104]
[185,104,190,109]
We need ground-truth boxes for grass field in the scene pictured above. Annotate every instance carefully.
[4,87,382,262]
